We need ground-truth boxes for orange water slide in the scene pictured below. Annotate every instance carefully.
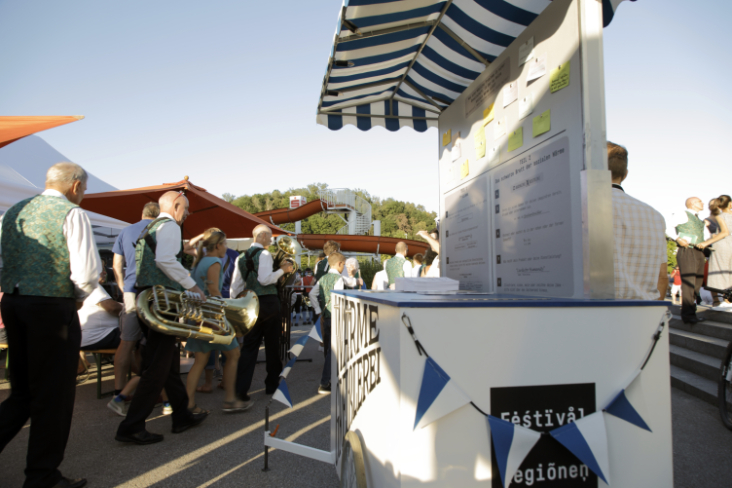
[254,199,326,225]
[296,234,429,258]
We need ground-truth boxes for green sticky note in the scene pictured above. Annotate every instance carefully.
[508,127,523,152]
[532,110,551,137]
[474,128,486,158]
[550,61,570,93]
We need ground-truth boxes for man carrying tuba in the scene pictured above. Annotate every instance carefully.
[116,191,208,445]
[231,224,293,408]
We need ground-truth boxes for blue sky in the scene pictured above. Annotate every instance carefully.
[1,0,729,229]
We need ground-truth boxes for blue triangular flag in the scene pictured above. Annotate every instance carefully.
[413,357,471,430]
[288,334,309,357]
[605,389,651,432]
[550,413,610,485]
[308,317,322,342]
[487,415,541,488]
[280,356,297,378]
[272,379,293,408]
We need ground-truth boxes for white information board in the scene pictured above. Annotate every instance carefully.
[438,0,592,298]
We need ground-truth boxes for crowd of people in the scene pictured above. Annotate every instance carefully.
[0,161,442,488]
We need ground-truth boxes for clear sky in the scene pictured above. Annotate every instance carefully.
[1,0,729,231]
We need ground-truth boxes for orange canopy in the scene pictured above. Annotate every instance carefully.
[80,178,286,239]
[0,116,84,149]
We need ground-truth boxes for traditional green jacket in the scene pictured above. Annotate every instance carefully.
[317,271,341,319]
[676,211,705,246]
[238,246,277,297]
[314,258,330,281]
[1,195,77,297]
[135,218,183,291]
[386,256,407,285]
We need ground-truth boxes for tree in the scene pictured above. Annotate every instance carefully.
[221,192,236,203]
[667,237,678,273]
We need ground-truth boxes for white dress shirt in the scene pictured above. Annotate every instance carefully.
[309,268,345,315]
[229,242,284,298]
[0,189,102,301]
[78,286,119,347]
[372,269,388,290]
[155,212,196,290]
[426,256,441,277]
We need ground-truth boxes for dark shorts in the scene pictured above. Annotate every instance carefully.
[81,328,121,351]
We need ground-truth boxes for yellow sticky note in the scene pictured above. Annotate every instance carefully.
[442,129,451,147]
[550,61,570,93]
[508,127,523,152]
[460,160,470,179]
[474,128,486,159]
[532,110,551,137]
[482,104,495,126]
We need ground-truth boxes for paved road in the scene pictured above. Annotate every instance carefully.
[1,330,731,487]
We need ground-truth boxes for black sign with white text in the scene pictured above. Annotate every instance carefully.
[490,383,597,487]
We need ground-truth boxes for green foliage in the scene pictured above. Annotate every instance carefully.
[357,259,383,290]
[228,183,437,242]
[667,237,678,273]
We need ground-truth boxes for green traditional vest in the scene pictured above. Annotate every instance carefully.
[135,219,183,291]
[314,258,330,281]
[238,246,277,296]
[386,256,407,285]
[1,195,77,297]
[676,211,705,246]
[317,272,341,319]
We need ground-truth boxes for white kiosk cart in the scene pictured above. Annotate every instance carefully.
[264,1,673,487]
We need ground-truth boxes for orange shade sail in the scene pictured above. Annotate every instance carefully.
[0,116,84,149]
[80,178,286,239]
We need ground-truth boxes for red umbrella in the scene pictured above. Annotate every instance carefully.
[80,177,286,239]
[0,115,84,149]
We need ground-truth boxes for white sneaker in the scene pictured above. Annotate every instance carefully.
[162,403,173,415]
[713,302,732,311]
[107,397,128,417]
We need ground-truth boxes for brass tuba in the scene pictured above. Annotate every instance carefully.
[137,286,259,344]
[272,235,302,291]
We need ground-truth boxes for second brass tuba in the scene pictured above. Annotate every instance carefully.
[272,235,301,291]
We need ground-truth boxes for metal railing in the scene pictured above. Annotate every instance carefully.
[318,188,372,235]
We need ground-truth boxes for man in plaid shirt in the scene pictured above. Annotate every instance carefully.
[608,142,667,301]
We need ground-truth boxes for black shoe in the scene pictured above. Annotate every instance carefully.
[318,383,331,394]
[172,411,208,434]
[682,317,699,325]
[115,430,164,445]
[52,477,87,488]
[695,316,706,322]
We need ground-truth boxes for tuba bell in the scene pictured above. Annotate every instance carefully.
[137,286,259,344]
[272,235,302,291]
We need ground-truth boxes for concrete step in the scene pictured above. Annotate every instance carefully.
[670,364,719,407]
[668,301,732,325]
[669,344,721,382]
[669,315,732,342]
[669,329,729,360]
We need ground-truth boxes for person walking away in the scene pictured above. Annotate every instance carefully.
[670,196,708,324]
[184,228,250,413]
[231,224,293,406]
[116,191,208,445]
[607,142,667,301]
[302,268,315,324]
[309,252,353,394]
[0,162,101,488]
[697,195,732,310]
[385,242,412,289]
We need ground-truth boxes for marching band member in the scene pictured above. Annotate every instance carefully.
[116,191,207,445]
[0,162,101,488]
[314,240,340,281]
[384,241,413,288]
[231,224,293,406]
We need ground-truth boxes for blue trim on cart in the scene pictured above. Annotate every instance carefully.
[331,290,672,309]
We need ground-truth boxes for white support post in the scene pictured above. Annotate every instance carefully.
[295,221,302,267]
[579,0,614,299]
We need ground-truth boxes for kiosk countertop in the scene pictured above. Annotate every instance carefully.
[333,290,671,309]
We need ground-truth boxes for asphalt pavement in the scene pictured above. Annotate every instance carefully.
[1,327,731,487]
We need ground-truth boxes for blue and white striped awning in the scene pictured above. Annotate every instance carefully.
[316,0,632,132]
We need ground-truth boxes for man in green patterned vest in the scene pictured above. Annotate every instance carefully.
[385,241,412,288]
[117,191,207,446]
[232,224,293,406]
[0,162,101,488]
[308,252,355,394]
[672,197,708,324]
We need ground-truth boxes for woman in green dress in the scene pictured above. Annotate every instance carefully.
[185,228,249,413]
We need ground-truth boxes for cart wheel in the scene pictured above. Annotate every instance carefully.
[340,431,368,488]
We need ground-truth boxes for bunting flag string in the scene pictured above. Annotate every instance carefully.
[308,317,323,342]
[288,334,310,358]
[280,356,297,379]
[604,370,651,432]
[550,412,611,485]
[414,357,471,430]
[272,378,293,408]
[487,415,542,488]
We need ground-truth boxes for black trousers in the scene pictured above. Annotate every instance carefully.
[117,317,192,436]
[677,246,706,320]
[236,295,282,398]
[0,294,80,488]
